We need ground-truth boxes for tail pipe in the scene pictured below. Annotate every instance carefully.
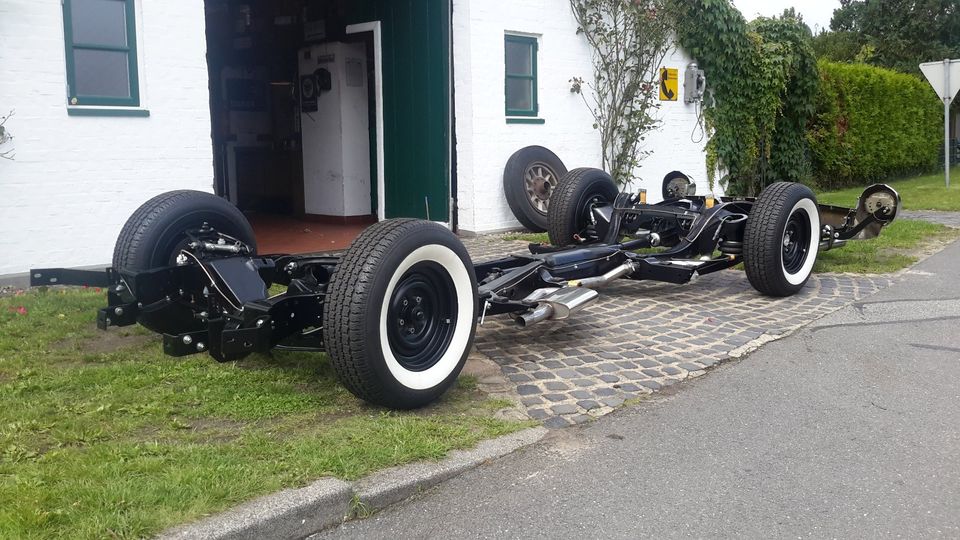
[515,304,554,328]
[513,286,600,328]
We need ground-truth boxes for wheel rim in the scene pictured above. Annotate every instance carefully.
[524,162,559,215]
[165,236,194,266]
[572,191,611,240]
[386,261,458,372]
[782,209,812,274]
[665,177,690,198]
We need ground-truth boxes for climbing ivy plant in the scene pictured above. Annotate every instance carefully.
[569,0,675,186]
[670,2,818,195]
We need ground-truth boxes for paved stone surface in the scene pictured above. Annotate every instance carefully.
[461,236,893,424]
[902,210,960,228]
[318,238,960,540]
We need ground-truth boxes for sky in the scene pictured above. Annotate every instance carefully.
[731,0,841,34]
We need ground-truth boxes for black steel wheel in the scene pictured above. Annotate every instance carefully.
[662,171,693,199]
[323,219,478,409]
[113,190,256,273]
[743,182,821,297]
[781,211,812,275]
[386,262,458,372]
[503,146,568,232]
[547,168,619,246]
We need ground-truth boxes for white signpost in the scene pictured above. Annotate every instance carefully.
[920,59,960,188]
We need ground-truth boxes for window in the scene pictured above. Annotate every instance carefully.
[63,0,140,107]
[505,35,538,117]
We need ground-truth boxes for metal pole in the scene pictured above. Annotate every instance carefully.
[945,59,951,188]
[948,96,952,188]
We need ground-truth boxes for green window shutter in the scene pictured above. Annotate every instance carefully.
[63,0,140,107]
[504,35,538,117]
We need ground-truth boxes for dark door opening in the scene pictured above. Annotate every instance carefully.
[204,0,380,252]
[203,0,452,252]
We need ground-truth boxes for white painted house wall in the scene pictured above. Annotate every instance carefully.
[0,0,710,276]
[0,0,213,276]
[453,0,711,234]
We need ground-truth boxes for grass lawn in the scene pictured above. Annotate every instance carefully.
[813,219,959,273]
[817,166,960,211]
[0,289,530,539]
[503,232,550,244]
[502,220,959,274]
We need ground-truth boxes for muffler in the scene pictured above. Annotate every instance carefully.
[514,286,600,327]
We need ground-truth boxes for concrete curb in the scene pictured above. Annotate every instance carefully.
[157,426,548,540]
[353,426,548,510]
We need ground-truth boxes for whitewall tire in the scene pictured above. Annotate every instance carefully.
[744,182,821,297]
[323,219,478,409]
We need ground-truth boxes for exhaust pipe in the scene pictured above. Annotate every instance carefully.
[569,262,636,289]
[515,304,554,327]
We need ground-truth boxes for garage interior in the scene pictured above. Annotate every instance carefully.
[203,0,451,254]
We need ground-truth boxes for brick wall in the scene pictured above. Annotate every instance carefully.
[0,0,214,275]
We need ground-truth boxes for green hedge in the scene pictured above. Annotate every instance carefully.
[808,61,942,189]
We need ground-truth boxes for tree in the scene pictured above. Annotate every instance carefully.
[569,0,675,186]
[813,0,960,74]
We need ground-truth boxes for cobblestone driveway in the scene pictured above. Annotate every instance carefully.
[461,236,894,428]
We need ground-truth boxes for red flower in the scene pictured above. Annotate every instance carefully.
[16,306,27,315]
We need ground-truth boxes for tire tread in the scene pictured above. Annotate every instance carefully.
[547,168,618,246]
[503,146,567,232]
[322,219,474,408]
[113,190,255,271]
[743,182,818,297]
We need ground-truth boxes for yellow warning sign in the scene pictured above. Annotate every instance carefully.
[659,67,678,101]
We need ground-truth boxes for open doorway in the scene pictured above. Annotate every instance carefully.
[204,0,453,253]
[203,0,379,253]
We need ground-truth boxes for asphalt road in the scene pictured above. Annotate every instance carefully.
[320,240,960,539]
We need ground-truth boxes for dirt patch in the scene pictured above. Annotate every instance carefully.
[130,417,256,446]
[53,329,156,356]
[904,234,960,261]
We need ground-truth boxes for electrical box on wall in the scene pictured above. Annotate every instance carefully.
[684,63,706,104]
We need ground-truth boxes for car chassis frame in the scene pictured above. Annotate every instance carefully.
[31,183,900,372]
